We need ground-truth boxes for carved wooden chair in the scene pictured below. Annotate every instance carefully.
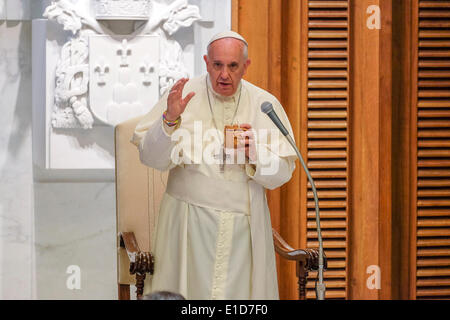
[115,116,326,300]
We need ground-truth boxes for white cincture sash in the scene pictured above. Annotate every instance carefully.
[166,166,250,214]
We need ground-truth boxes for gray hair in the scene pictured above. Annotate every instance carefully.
[143,291,185,300]
[207,39,248,60]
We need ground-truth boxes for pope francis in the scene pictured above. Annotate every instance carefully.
[131,31,297,300]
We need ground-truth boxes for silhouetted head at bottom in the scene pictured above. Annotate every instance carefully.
[143,290,186,300]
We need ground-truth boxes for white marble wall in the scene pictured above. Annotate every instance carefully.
[0,19,118,300]
[0,0,231,300]
[0,19,35,300]
[34,182,116,299]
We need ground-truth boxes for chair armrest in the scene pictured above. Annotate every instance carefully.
[272,228,327,271]
[119,232,154,275]
[272,228,327,300]
[120,232,140,253]
[119,232,154,299]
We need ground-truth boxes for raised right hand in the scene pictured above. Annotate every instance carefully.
[166,78,195,121]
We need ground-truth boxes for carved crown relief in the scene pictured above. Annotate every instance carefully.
[95,0,152,20]
[44,0,200,129]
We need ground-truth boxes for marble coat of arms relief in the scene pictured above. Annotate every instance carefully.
[43,0,201,129]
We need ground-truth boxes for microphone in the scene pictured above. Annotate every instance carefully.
[261,101,326,300]
[261,102,289,137]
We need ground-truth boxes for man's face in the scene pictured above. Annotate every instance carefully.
[203,38,251,96]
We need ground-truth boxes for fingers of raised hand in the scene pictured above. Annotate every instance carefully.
[237,129,255,140]
[239,123,252,130]
[169,78,188,95]
[182,92,196,107]
[174,77,188,88]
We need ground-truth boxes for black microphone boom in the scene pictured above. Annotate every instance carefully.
[260,101,326,300]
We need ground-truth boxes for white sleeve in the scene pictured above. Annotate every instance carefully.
[245,144,296,190]
[138,118,180,172]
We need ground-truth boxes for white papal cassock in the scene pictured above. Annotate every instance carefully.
[132,75,297,299]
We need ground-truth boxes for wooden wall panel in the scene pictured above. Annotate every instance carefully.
[303,0,350,300]
[349,0,393,300]
[412,0,450,299]
[231,0,450,300]
[392,0,413,300]
[280,0,302,300]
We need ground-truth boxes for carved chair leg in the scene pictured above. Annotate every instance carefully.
[135,273,146,300]
[118,284,130,300]
[296,261,308,300]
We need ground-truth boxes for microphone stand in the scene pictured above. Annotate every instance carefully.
[284,135,326,300]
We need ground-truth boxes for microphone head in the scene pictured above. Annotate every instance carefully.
[261,101,273,114]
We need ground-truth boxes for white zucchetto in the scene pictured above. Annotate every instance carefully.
[207,30,248,47]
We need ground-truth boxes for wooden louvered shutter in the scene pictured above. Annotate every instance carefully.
[413,0,450,299]
[303,0,350,300]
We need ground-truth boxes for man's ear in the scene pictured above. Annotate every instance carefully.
[243,59,251,75]
[203,55,209,68]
